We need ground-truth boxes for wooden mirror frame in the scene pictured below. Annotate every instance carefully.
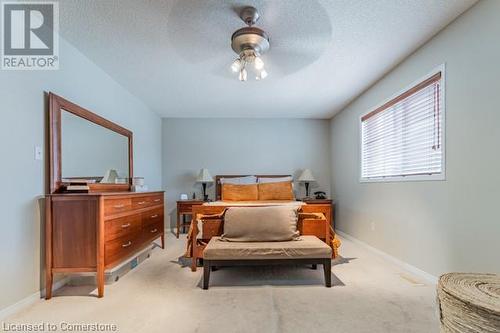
[48,93,133,193]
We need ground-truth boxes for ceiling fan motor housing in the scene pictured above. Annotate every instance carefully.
[231,27,270,55]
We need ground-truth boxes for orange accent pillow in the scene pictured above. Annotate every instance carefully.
[258,181,295,200]
[221,184,259,201]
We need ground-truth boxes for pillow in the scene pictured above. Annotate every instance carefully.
[258,181,295,200]
[220,176,257,185]
[257,176,293,183]
[221,206,299,242]
[221,183,258,201]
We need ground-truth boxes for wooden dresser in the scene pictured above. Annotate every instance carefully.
[45,191,165,299]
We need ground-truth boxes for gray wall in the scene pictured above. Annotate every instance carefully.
[330,0,499,277]
[0,37,162,312]
[162,118,331,228]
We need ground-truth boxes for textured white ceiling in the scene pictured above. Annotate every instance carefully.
[59,0,476,118]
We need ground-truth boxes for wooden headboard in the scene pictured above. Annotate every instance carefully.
[215,175,291,200]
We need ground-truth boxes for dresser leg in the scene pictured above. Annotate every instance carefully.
[97,268,104,298]
[45,270,53,300]
[161,234,165,249]
[45,197,53,300]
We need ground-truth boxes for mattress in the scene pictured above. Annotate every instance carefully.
[203,235,332,260]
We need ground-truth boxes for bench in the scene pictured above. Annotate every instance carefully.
[202,235,332,289]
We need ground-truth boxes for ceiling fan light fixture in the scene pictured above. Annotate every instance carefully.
[230,7,270,81]
[231,58,241,72]
[258,69,268,80]
[254,56,264,70]
[239,68,248,81]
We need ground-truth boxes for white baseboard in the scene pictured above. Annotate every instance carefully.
[336,230,438,285]
[0,277,70,320]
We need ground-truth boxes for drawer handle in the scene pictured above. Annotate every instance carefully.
[138,201,146,205]
[154,199,161,202]
[151,214,159,219]
[122,241,132,248]
[121,223,131,228]
[114,204,125,209]
[150,229,158,233]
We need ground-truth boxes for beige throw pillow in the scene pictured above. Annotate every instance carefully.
[221,206,299,242]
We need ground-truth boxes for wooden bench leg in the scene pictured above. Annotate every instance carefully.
[323,259,332,288]
[203,260,210,290]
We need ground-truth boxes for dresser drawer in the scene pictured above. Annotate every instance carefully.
[104,232,142,265]
[177,201,200,214]
[143,222,163,241]
[132,194,163,209]
[105,214,142,242]
[142,207,164,227]
[104,198,132,216]
[150,194,164,206]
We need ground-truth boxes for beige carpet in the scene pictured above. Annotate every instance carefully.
[4,234,439,333]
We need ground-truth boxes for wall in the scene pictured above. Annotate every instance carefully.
[162,118,331,228]
[330,0,499,277]
[0,37,162,313]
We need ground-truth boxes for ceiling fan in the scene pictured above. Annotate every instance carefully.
[166,1,332,80]
[230,6,269,81]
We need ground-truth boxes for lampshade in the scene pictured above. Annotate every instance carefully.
[298,169,315,182]
[196,168,213,183]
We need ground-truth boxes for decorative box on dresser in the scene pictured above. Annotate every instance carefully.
[45,191,165,299]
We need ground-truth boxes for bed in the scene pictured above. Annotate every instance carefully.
[185,175,340,272]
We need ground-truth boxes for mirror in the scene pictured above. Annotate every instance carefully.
[61,110,129,182]
[49,93,133,193]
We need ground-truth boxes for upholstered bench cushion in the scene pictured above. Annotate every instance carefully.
[204,235,332,260]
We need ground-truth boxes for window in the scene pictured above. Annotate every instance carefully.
[360,68,444,181]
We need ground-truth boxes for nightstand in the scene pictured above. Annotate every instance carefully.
[176,200,204,238]
[300,199,335,230]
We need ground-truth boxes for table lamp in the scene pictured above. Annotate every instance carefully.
[196,168,213,201]
[298,169,315,198]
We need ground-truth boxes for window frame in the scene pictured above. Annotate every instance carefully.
[359,64,446,183]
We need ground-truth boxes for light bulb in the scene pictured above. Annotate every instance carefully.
[231,59,241,72]
[239,68,248,81]
[254,56,264,70]
[257,69,268,80]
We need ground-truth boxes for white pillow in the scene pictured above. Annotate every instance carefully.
[220,176,257,185]
[257,176,293,184]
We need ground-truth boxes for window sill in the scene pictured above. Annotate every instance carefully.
[359,173,446,183]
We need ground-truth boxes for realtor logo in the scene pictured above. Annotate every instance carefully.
[1,1,59,70]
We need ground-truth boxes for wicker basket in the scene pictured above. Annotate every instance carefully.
[437,273,500,332]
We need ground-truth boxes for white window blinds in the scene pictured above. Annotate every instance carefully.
[361,72,443,180]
